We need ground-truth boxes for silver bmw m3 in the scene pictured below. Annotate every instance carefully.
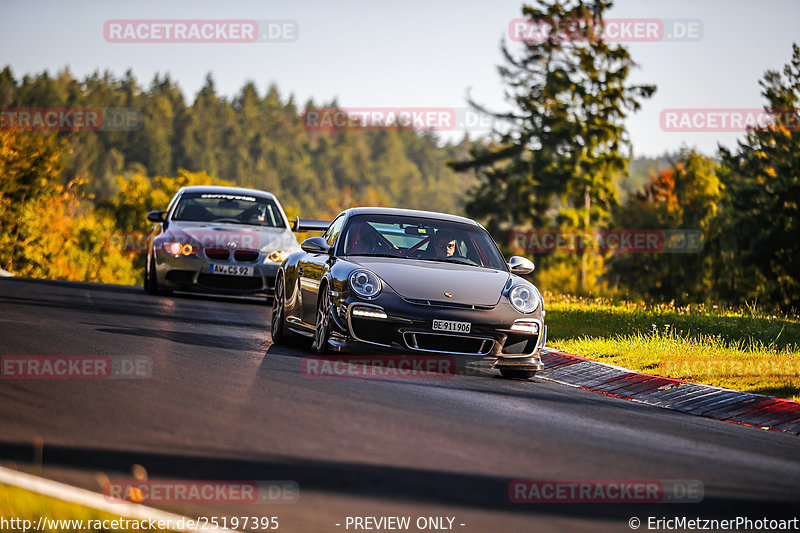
[144,186,303,297]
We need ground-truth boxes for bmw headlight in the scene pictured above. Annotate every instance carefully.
[164,242,194,256]
[266,250,290,263]
[509,284,539,314]
[349,269,381,299]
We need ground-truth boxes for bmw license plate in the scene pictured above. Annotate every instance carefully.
[432,319,471,333]
[210,264,254,276]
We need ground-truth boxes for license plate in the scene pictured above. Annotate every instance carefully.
[210,264,254,276]
[432,319,471,333]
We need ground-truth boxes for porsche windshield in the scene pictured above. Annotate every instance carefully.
[171,193,285,227]
[341,214,507,270]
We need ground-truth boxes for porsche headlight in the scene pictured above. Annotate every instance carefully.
[509,284,539,314]
[349,269,381,299]
[266,250,290,263]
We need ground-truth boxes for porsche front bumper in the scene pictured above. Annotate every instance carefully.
[323,290,546,373]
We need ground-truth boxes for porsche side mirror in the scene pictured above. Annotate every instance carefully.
[147,211,166,223]
[508,256,535,275]
[301,236,332,255]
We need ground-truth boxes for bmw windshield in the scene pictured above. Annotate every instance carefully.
[171,192,286,228]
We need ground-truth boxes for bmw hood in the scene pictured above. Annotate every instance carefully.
[348,257,510,306]
[167,222,301,252]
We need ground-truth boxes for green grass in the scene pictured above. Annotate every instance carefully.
[0,483,177,533]
[544,293,800,400]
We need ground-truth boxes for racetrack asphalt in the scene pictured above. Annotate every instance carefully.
[0,277,799,532]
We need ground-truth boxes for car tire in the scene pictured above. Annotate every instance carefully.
[312,285,332,354]
[145,255,159,295]
[499,368,537,380]
[145,255,170,295]
[271,274,288,345]
[143,256,151,292]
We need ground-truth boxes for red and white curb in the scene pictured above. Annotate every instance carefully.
[0,466,238,532]
[539,350,800,435]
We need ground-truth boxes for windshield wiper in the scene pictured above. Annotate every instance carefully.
[207,220,278,228]
[412,257,479,266]
[346,253,399,258]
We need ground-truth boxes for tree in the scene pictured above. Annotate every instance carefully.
[97,169,235,233]
[2,65,478,223]
[0,67,16,108]
[180,74,228,177]
[0,129,137,283]
[719,43,800,311]
[450,0,654,288]
[0,130,65,272]
[606,150,723,302]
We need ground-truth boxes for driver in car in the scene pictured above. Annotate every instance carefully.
[427,229,457,259]
[351,230,378,255]
[240,204,266,223]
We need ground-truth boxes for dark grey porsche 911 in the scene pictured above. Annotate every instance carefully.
[271,207,546,379]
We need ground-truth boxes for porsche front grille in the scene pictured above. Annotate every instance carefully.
[403,331,494,356]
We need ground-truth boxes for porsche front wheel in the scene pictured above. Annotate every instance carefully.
[312,286,332,354]
[271,274,288,345]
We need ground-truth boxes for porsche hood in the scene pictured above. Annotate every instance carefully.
[348,257,510,307]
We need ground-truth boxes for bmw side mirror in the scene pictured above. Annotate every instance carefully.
[147,211,166,223]
[301,236,332,255]
[508,256,535,275]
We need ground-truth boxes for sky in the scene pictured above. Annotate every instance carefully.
[2,0,799,157]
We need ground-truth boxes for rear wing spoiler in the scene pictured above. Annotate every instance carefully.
[291,216,331,232]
